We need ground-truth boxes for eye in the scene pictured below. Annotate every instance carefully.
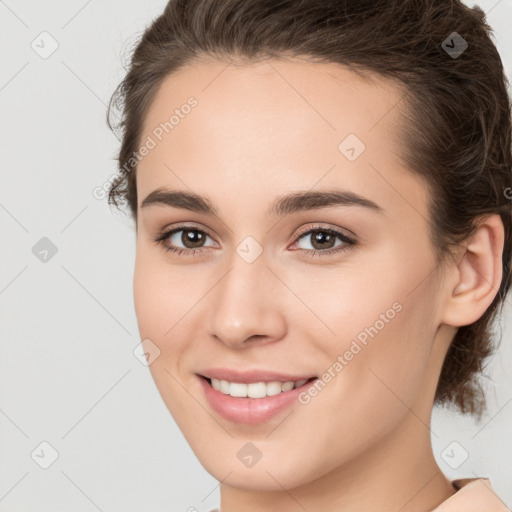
[154,224,217,256]
[290,225,357,257]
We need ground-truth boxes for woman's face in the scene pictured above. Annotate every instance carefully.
[133,57,455,490]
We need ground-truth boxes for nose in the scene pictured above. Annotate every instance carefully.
[207,252,287,349]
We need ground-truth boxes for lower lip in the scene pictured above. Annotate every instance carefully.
[198,375,317,425]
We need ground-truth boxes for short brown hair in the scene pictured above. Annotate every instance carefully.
[106,0,512,417]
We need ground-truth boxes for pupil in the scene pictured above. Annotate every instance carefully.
[312,231,334,250]
[183,230,204,248]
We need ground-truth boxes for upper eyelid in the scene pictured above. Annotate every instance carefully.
[162,222,214,238]
[294,223,355,239]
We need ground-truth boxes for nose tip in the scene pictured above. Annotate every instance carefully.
[207,261,287,349]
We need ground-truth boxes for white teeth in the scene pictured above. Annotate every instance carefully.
[219,380,230,394]
[210,378,310,398]
[229,382,247,397]
[281,381,294,392]
[266,381,283,396]
[247,382,267,398]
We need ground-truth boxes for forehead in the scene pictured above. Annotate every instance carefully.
[142,57,404,149]
[136,57,430,222]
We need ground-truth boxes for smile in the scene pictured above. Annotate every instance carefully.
[197,374,318,424]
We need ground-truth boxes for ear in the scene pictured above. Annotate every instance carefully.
[440,214,504,327]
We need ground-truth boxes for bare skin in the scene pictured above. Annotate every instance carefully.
[132,56,504,511]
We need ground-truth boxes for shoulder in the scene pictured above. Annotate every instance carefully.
[432,477,509,512]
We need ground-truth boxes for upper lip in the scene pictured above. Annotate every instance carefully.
[198,368,317,384]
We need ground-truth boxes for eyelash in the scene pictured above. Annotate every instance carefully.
[153,223,357,258]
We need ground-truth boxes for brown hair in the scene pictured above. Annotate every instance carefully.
[106,0,512,417]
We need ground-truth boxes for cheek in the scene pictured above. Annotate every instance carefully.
[133,247,198,382]
[310,240,436,376]
[322,287,436,437]
[133,247,183,338]
[291,295,436,484]
[133,250,194,420]
[307,254,437,431]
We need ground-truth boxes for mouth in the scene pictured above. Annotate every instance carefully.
[197,374,318,424]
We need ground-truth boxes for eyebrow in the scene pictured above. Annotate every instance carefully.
[140,188,385,216]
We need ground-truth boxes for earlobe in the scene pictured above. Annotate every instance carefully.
[441,214,504,327]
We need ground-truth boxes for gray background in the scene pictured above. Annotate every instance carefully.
[0,1,511,510]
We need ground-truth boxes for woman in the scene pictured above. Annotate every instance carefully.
[107,0,511,510]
